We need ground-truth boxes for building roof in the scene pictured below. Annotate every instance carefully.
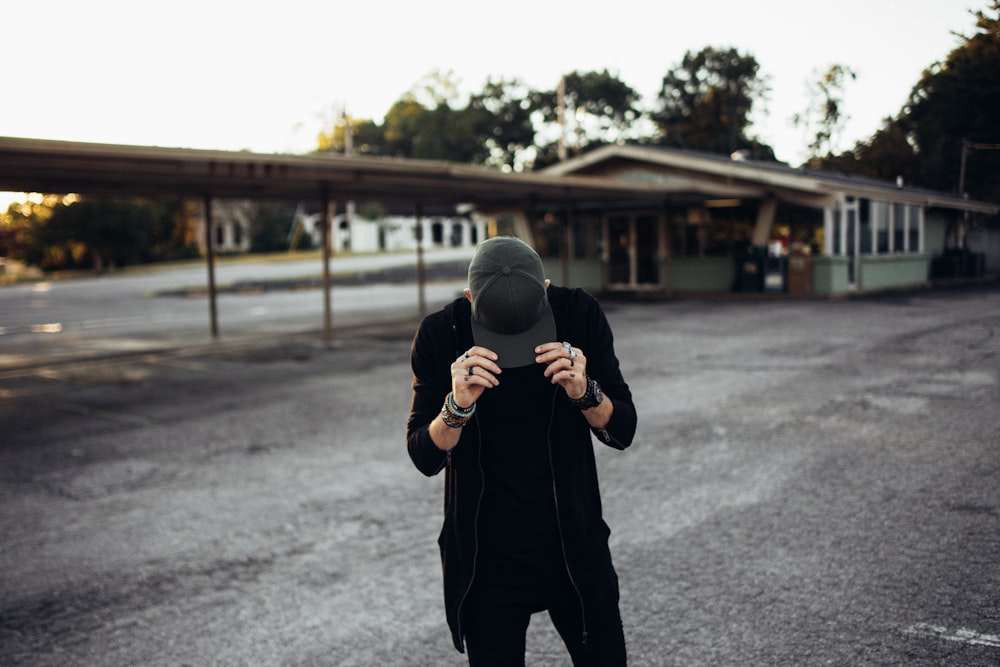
[3,137,995,218]
[542,144,1000,215]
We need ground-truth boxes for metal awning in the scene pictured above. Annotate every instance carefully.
[0,136,675,342]
[0,136,671,208]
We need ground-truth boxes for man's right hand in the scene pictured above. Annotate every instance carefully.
[451,346,501,408]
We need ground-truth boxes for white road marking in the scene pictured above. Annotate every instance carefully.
[904,622,1000,648]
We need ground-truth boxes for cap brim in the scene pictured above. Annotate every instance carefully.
[471,305,557,368]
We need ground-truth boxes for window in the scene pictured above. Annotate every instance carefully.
[893,202,906,252]
[875,201,890,254]
[832,208,842,255]
[531,213,561,259]
[908,205,921,253]
[607,216,630,283]
[828,197,927,258]
[572,215,597,259]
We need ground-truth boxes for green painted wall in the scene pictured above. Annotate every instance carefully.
[545,237,938,297]
[857,254,929,290]
[665,257,734,292]
[542,258,604,291]
[813,256,850,295]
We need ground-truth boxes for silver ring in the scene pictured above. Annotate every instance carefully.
[464,351,470,359]
[562,341,572,352]
[569,349,577,360]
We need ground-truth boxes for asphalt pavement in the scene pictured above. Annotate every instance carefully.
[1,275,999,666]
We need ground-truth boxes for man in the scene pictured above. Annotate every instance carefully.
[406,236,637,666]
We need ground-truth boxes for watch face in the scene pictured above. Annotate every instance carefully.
[593,380,603,403]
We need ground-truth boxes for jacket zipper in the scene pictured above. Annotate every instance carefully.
[547,390,589,650]
[453,418,484,651]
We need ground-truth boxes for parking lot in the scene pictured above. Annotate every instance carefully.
[1,281,999,665]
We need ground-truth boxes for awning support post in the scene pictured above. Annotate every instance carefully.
[560,205,571,287]
[203,195,219,339]
[415,202,427,319]
[321,190,334,344]
[751,194,778,247]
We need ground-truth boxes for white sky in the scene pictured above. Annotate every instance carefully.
[1,0,981,205]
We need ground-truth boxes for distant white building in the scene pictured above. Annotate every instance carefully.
[193,199,253,254]
[193,200,483,256]
[297,209,485,253]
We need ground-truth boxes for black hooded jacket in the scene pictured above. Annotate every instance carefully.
[406,286,637,653]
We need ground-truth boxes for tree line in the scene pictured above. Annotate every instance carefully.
[320,47,774,172]
[3,2,998,274]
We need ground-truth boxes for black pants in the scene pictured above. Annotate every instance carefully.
[462,552,627,667]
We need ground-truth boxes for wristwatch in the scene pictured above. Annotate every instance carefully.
[570,375,604,410]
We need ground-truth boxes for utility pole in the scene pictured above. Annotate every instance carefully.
[957,140,1000,249]
[557,76,567,162]
[343,106,354,253]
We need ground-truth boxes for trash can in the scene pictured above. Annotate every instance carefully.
[786,250,813,295]
[734,245,765,292]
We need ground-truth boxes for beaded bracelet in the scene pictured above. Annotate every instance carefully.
[447,392,476,418]
[441,392,476,428]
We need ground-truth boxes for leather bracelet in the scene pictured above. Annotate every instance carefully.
[441,406,470,428]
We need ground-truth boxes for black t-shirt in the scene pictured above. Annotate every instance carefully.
[475,362,563,572]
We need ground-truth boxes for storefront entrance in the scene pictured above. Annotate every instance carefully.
[607,214,660,288]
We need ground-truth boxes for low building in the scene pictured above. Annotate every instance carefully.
[192,199,254,254]
[295,208,484,253]
[515,145,998,296]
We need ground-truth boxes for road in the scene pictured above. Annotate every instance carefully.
[0,248,474,370]
[1,273,998,665]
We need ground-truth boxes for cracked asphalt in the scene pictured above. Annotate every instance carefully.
[1,283,999,665]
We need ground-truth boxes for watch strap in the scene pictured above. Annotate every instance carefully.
[570,376,603,410]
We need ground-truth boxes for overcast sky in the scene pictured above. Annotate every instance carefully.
[1,0,982,201]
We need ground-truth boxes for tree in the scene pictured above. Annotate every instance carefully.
[380,70,490,162]
[46,198,169,272]
[835,2,1000,203]
[7,196,196,273]
[1,196,63,263]
[467,77,537,172]
[315,109,383,157]
[820,117,922,186]
[651,46,772,157]
[250,202,303,253]
[326,72,535,167]
[531,70,643,168]
[794,64,858,165]
[906,1,1000,201]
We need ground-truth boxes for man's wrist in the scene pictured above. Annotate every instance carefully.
[441,392,476,428]
[569,376,604,410]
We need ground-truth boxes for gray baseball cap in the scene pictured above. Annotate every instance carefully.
[468,236,556,368]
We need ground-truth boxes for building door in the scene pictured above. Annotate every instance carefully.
[608,216,631,285]
[636,214,659,284]
[606,213,660,288]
